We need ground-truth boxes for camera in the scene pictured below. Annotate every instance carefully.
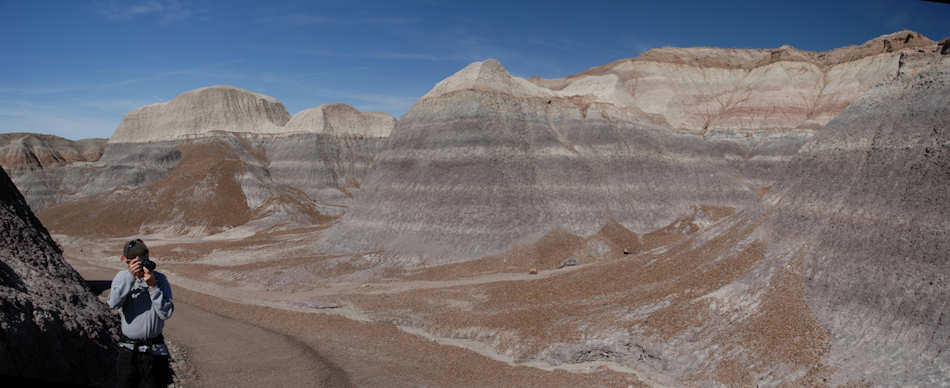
[140,256,156,271]
[124,239,156,272]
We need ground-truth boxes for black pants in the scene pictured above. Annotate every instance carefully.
[116,348,171,388]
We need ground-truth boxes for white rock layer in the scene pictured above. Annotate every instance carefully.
[109,85,291,143]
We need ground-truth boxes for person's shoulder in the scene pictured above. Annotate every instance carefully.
[154,271,171,284]
[113,269,132,281]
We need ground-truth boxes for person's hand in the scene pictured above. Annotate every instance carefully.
[142,268,157,288]
[128,258,143,278]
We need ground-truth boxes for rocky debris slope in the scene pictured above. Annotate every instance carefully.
[0,167,117,385]
[320,59,761,262]
[762,54,950,385]
[109,85,292,143]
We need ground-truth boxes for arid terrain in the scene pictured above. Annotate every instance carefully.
[2,31,948,387]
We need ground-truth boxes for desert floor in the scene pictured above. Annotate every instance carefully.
[65,233,653,387]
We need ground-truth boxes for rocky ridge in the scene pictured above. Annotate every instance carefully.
[3,88,394,234]
[0,166,117,385]
[0,133,106,172]
[530,31,934,133]
[318,31,942,263]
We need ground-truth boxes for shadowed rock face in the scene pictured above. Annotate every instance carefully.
[110,85,292,143]
[762,55,950,385]
[0,167,117,385]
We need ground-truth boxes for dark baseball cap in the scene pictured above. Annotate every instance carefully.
[123,239,149,259]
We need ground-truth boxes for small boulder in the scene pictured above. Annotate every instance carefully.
[940,38,950,55]
[557,257,579,269]
[529,268,538,275]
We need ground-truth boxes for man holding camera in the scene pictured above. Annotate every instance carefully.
[108,239,174,387]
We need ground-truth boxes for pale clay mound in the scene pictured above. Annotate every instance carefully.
[109,85,292,143]
[285,103,395,138]
[109,86,396,143]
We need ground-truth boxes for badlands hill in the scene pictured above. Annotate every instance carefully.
[760,53,950,384]
[318,51,948,386]
[11,88,395,236]
[0,167,117,385]
[110,85,292,143]
[0,133,106,172]
[320,31,941,262]
[2,30,947,386]
[285,103,395,138]
[531,30,934,133]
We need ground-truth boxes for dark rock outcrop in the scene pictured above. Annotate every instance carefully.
[0,166,117,385]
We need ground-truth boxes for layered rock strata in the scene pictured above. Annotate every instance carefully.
[33,97,394,236]
[264,103,394,205]
[10,141,182,211]
[762,54,950,385]
[285,103,395,138]
[321,59,761,262]
[0,133,106,172]
[530,31,934,133]
[5,84,394,234]
[322,32,941,262]
[0,167,117,385]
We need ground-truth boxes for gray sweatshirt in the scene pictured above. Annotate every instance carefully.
[108,269,174,340]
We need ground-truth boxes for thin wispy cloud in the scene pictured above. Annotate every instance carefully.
[370,51,459,62]
[307,88,418,117]
[96,0,201,23]
[0,60,245,99]
[0,102,121,139]
[256,13,336,25]
[278,46,460,62]
[362,16,423,25]
[255,12,422,26]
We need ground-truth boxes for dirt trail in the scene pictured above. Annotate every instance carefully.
[67,254,643,387]
[71,260,352,387]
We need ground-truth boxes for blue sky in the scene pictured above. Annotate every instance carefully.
[2,0,948,140]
